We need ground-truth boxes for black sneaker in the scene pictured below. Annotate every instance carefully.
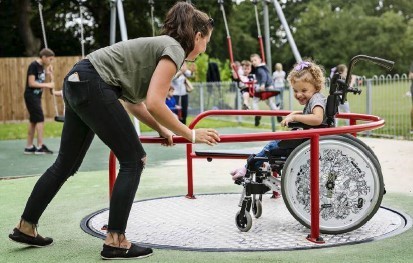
[101,243,153,260]
[9,228,53,247]
[254,116,261,127]
[35,145,53,155]
[24,146,37,155]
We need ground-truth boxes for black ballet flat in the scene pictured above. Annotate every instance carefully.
[101,243,153,260]
[9,228,53,247]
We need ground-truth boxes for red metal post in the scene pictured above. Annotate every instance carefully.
[186,143,195,199]
[258,36,265,64]
[350,118,357,137]
[227,37,234,64]
[306,134,324,243]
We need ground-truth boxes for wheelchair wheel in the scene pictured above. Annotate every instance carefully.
[339,134,381,168]
[281,135,384,234]
[235,210,252,232]
[252,195,262,218]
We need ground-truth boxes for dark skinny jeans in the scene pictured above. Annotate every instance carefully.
[21,59,146,233]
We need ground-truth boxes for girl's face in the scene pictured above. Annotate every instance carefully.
[242,64,251,75]
[292,80,318,105]
[186,30,212,61]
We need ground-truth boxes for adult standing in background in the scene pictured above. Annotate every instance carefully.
[172,61,192,124]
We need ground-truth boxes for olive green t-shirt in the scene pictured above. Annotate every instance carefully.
[87,35,185,103]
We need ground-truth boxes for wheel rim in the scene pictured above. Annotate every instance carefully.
[282,137,383,233]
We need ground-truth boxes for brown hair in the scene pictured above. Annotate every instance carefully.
[287,59,325,92]
[241,60,251,66]
[39,48,55,57]
[161,2,213,57]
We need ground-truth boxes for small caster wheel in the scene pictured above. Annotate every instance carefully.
[235,210,252,232]
[252,199,262,218]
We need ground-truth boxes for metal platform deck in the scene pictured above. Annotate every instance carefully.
[81,193,411,252]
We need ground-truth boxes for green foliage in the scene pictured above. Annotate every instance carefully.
[0,0,412,73]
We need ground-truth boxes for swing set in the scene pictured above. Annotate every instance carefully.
[219,0,280,101]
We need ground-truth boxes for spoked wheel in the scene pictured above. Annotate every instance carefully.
[235,210,252,232]
[281,135,384,234]
[252,195,262,218]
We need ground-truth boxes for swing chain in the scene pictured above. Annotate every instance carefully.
[36,0,48,49]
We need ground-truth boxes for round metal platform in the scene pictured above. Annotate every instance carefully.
[81,193,411,251]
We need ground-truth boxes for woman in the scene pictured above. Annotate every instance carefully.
[9,2,219,260]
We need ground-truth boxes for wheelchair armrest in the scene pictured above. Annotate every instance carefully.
[287,121,329,130]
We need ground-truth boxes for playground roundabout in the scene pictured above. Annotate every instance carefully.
[81,193,411,251]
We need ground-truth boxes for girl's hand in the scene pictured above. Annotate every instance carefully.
[281,113,295,127]
[194,128,220,146]
[158,127,174,146]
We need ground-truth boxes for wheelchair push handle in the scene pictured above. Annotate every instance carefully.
[346,55,394,84]
[342,55,394,103]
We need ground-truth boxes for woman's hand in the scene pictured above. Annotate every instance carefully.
[158,126,174,146]
[193,128,220,146]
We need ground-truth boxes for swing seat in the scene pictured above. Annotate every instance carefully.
[54,115,65,122]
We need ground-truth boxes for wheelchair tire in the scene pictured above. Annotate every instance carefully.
[235,210,253,232]
[339,134,381,168]
[281,135,384,234]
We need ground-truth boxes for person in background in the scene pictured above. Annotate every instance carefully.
[330,64,357,126]
[166,86,181,118]
[23,48,57,155]
[232,60,253,110]
[9,2,219,260]
[172,61,192,124]
[272,62,286,122]
[250,53,278,126]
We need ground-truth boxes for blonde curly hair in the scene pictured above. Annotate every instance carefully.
[287,59,325,92]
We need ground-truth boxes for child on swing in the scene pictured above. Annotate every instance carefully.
[230,59,327,179]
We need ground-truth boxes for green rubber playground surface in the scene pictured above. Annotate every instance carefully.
[1,128,413,262]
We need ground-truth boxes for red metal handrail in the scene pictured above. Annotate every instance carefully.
[108,109,384,242]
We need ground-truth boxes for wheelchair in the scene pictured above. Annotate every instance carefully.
[234,55,394,234]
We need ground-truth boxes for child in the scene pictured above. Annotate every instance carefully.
[230,59,326,179]
[250,53,278,126]
[9,2,219,260]
[23,48,57,154]
[232,60,253,109]
[165,86,181,118]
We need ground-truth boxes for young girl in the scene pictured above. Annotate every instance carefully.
[230,59,326,179]
[9,2,219,260]
[232,60,253,110]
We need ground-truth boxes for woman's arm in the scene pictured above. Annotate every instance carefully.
[145,57,220,145]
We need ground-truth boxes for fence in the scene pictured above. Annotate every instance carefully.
[187,76,412,140]
[0,56,81,122]
[0,57,411,140]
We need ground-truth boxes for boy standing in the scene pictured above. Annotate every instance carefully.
[24,48,56,154]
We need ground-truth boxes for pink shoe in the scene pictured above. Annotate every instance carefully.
[230,166,247,180]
